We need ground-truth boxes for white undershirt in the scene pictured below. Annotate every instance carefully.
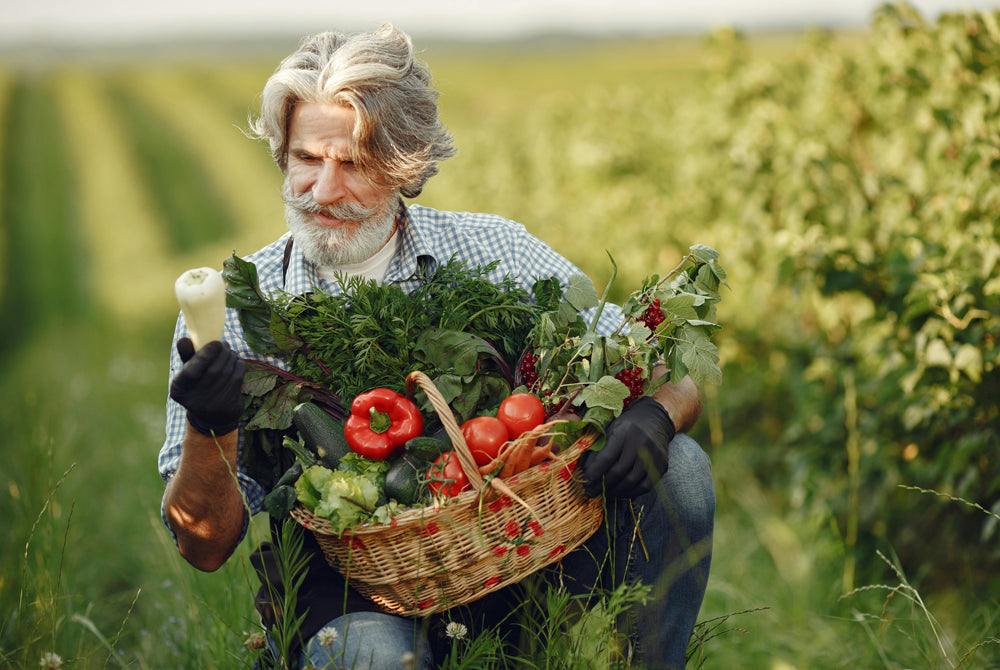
[316,229,402,284]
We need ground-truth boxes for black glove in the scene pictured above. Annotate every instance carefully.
[580,396,676,499]
[169,338,246,437]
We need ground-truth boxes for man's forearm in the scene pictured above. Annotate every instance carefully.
[163,426,246,572]
[651,367,701,433]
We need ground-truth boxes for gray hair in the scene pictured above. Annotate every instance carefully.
[250,24,455,198]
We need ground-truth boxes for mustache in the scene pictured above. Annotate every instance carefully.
[282,186,380,221]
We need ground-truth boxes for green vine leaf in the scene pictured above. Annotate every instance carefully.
[565,274,600,312]
[678,327,722,388]
[578,375,631,413]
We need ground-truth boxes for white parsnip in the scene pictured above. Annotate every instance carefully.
[175,267,226,350]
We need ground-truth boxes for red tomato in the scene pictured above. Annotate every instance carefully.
[462,416,509,466]
[427,452,470,497]
[497,393,546,440]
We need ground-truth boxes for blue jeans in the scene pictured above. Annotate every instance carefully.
[265,612,434,669]
[558,432,716,668]
[279,433,714,669]
[304,612,434,669]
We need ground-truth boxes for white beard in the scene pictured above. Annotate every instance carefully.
[282,180,397,267]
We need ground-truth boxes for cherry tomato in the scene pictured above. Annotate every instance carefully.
[462,416,509,466]
[427,451,470,497]
[497,393,546,440]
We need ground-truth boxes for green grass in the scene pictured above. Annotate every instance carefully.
[0,320,270,669]
[694,446,1000,668]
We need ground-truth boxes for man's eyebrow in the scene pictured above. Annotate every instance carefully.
[288,145,354,161]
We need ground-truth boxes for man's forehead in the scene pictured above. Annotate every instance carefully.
[288,101,357,149]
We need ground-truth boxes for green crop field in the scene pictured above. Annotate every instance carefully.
[2,4,998,668]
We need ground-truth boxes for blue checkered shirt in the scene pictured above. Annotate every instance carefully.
[158,203,624,537]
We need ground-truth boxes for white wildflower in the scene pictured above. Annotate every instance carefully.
[445,621,468,640]
[39,652,63,669]
[317,626,339,647]
[400,651,415,669]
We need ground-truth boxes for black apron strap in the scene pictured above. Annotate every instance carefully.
[281,236,294,286]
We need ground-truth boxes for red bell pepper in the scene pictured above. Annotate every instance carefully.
[344,388,424,460]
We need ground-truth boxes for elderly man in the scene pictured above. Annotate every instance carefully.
[159,25,714,670]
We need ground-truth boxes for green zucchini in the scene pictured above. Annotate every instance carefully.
[384,455,425,506]
[292,402,352,469]
[263,461,304,518]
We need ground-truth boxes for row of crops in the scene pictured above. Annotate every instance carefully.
[0,62,287,354]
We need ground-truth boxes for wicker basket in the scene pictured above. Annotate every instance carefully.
[290,370,604,616]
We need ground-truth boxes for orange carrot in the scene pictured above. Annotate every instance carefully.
[499,438,533,479]
[512,440,533,474]
[528,444,558,466]
[488,477,538,519]
[478,458,503,477]
[474,437,519,476]
[490,420,569,478]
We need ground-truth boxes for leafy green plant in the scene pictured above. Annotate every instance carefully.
[254,519,311,669]
[524,246,726,427]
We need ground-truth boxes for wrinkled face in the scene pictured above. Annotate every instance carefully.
[283,102,398,266]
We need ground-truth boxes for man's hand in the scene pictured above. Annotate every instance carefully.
[169,338,245,436]
[580,396,676,499]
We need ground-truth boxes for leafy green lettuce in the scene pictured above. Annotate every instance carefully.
[295,460,386,535]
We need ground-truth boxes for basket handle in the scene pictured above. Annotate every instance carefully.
[405,370,486,491]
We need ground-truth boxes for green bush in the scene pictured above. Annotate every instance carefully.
[684,4,1000,583]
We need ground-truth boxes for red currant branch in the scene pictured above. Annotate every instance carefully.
[654,251,698,292]
[546,338,592,400]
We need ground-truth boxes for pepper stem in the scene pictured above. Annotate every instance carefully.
[368,406,392,434]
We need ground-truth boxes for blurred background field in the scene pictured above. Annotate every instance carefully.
[2,3,998,668]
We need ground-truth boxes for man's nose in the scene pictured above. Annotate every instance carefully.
[312,161,346,206]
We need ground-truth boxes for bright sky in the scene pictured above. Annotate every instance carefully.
[3,0,998,45]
